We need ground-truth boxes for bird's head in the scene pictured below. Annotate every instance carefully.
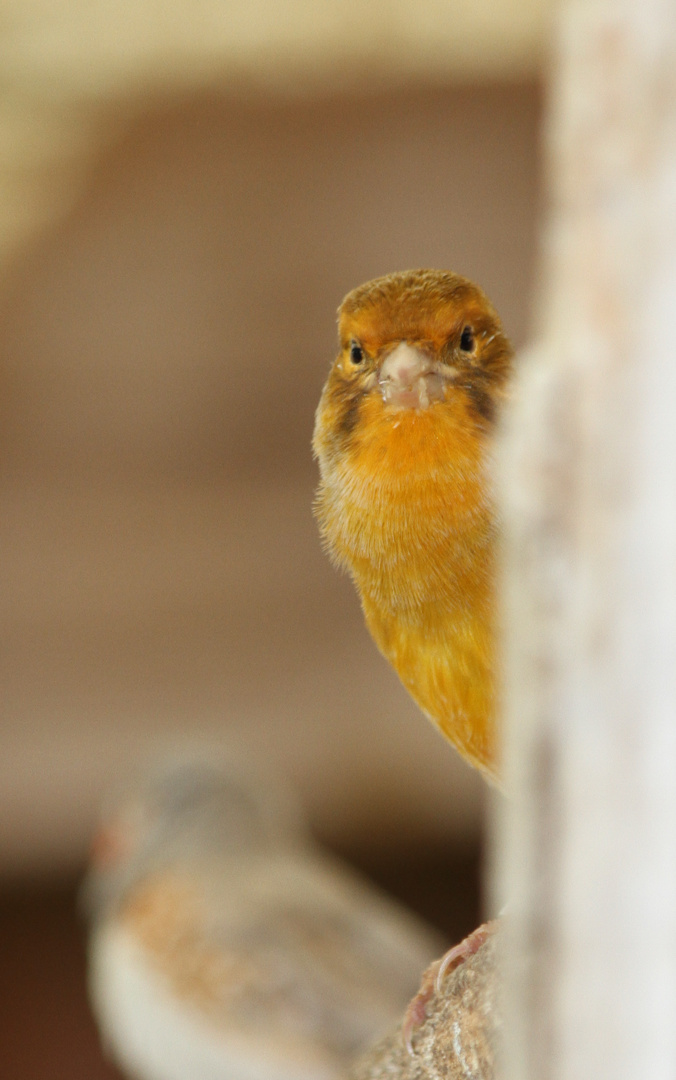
[80,757,307,921]
[313,269,512,476]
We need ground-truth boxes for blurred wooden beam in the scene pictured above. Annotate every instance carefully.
[497,0,676,1076]
[0,0,552,271]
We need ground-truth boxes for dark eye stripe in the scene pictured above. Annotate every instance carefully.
[467,384,494,424]
[338,392,362,437]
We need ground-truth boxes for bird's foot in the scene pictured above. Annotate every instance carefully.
[402,920,497,1055]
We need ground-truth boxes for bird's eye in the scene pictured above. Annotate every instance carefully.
[460,326,475,353]
[349,341,364,364]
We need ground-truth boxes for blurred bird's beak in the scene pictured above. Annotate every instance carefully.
[378,343,445,410]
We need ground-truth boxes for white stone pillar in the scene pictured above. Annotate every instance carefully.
[495,2,676,1078]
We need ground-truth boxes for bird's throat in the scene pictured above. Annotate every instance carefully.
[319,400,493,614]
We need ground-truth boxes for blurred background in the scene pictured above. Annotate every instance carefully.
[0,0,547,1075]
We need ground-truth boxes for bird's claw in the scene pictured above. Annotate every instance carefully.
[402,921,497,1055]
[433,921,495,994]
[402,957,439,1055]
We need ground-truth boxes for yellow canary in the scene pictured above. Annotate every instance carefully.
[312,269,512,784]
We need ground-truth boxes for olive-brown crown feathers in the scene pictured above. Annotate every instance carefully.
[337,268,511,383]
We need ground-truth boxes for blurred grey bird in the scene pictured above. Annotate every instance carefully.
[82,756,444,1080]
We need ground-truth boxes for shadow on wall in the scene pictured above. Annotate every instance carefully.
[0,81,541,876]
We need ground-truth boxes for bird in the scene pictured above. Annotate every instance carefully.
[312,268,512,786]
[82,756,444,1080]
[312,269,512,1047]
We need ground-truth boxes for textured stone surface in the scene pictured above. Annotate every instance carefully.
[349,928,498,1080]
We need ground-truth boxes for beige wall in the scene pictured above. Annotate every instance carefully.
[0,82,541,876]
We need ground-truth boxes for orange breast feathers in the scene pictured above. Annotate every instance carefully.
[312,269,513,785]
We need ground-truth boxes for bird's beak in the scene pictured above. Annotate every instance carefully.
[378,343,446,410]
